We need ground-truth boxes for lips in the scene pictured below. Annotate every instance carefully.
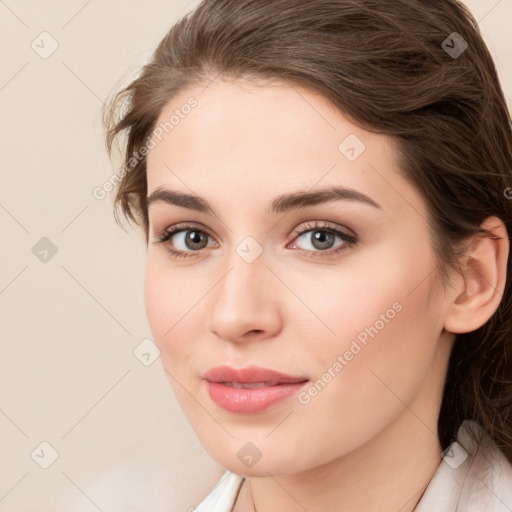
[203,365,309,414]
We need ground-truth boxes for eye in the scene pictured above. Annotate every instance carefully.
[172,230,212,251]
[288,221,357,256]
[153,222,217,258]
[153,220,357,259]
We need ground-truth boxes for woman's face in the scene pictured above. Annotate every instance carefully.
[145,79,455,476]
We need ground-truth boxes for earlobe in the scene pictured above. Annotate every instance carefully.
[443,216,509,334]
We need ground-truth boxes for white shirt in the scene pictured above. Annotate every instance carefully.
[195,420,512,511]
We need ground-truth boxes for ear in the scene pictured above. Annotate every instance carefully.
[443,216,509,334]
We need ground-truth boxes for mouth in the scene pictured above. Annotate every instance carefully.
[202,365,309,414]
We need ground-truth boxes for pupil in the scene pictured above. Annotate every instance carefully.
[313,230,334,250]
[186,231,207,249]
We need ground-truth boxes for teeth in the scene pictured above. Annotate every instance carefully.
[224,382,278,389]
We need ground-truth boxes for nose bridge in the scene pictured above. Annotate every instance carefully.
[208,236,281,341]
[217,239,270,310]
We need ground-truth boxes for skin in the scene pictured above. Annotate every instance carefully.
[144,78,508,511]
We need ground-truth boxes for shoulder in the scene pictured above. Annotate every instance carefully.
[195,470,245,511]
[415,419,512,512]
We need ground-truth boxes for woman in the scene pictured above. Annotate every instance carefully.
[103,0,512,510]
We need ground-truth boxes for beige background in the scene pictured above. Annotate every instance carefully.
[0,1,511,511]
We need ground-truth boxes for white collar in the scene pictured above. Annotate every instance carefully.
[415,419,512,511]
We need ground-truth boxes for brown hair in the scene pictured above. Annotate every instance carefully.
[103,0,512,460]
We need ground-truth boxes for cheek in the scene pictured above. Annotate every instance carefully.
[144,264,209,421]
[308,292,440,452]
[143,255,202,368]
[289,251,444,452]
[288,246,438,355]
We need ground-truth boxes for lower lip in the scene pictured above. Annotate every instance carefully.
[205,381,308,414]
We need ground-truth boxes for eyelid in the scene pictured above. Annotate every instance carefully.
[288,220,358,243]
[153,221,217,243]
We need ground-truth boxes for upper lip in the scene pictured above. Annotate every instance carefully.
[203,365,309,384]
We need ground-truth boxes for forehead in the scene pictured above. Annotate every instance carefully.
[146,78,425,219]
[148,78,374,165]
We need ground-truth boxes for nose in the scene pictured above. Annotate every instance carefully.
[207,247,283,344]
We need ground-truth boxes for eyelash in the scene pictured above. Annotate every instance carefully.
[153,221,358,260]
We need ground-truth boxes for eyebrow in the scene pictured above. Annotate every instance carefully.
[146,185,381,216]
